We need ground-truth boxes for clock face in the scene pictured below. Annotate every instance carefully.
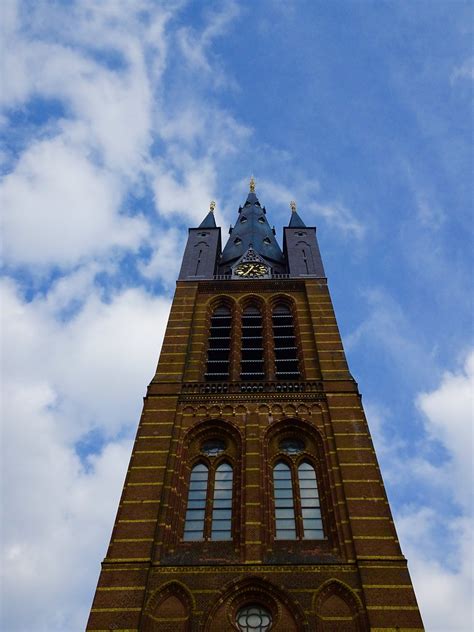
[234,262,269,278]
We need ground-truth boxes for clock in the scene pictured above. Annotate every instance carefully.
[234,262,269,278]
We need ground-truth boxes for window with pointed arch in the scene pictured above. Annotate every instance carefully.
[183,456,234,541]
[205,305,232,381]
[272,303,300,380]
[272,436,325,541]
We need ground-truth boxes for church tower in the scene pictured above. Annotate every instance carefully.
[87,180,423,631]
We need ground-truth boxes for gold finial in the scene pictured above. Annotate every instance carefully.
[249,175,256,193]
[290,200,297,212]
[210,200,216,212]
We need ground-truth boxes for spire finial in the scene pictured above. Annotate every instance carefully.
[210,200,216,212]
[290,200,297,213]
[249,175,256,193]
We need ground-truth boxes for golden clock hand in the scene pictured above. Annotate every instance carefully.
[243,264,255,276]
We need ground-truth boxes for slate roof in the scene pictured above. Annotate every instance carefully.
[288,209,307,228]
[198,210,217,228]
[220,191,285,265]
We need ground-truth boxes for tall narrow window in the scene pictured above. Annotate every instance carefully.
[272,459,325,541]
[272,304,300,379]
[183,463,208,541]
[273,462,296,540]
[298,462,323,539]
[211,462,233,540]
[241,305,265,380]
[206,306,232,381]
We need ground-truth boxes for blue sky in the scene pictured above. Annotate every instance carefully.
[1,1,473,630]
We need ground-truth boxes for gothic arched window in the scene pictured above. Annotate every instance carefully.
[205,306,232,381]
[272,459,324,541]
[211,462,233,540]
[183,463,208,541]
[272,304,300,379]
[183,460,234,541]
[273,462,297,539]
[241,305,265,380]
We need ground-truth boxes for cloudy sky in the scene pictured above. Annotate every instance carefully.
[1,1,473,630]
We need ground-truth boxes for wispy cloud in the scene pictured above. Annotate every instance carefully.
[451,57,474,82]
[366,350,474,630]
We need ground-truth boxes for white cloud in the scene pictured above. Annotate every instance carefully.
[307,199,365,239]
[152,156,218,223]
[416,350,474,510]
[1,275,171,629]
[1,278,171,439]
[1,134,148,267]
[366,350,474,631]
[398,511,473,631]
[1,2,159,177]
[176,0,240,85]
[138,226,185,288]
[260,176,365,239]
[1,377,133,631]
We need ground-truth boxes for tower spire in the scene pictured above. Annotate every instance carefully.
[288,200,306,228]
[219,185,285,270]
[198,201,217,228]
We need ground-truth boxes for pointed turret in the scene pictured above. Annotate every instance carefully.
[219,178,285,273]
[288,200,306,228]
[283,201,325,278]
[178,201,221,279]
[198,200,217,228]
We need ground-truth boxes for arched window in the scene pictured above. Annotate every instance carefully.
[206,306,232,381]
[211,462,233,540]
[272,459,324,541]
[183,463,208,541]
[298,462,324,539]
[272,304,300,379]
[241,305,265,380]
[273,462,296,540]
[183,460,234,541]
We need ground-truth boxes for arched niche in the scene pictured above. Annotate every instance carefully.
[204,576,308,632]
[313,579,368,632]
[142,581,193,632]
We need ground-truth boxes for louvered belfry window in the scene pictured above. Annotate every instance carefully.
[205,306,232,381]
[240,305,265,380]
[272,304,300,379]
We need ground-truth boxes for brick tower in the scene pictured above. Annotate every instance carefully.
[87,181,423,631]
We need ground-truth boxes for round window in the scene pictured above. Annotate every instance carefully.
[237,604,272,632]
[201,439,226,456]
[279,438,305,455]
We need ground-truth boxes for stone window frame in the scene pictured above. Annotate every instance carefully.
[182,456,235,542]
[264,419,332,546]
[177,419,242,546]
